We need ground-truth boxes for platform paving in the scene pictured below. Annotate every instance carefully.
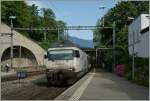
[56,69,149,100]
[1,71,15,77]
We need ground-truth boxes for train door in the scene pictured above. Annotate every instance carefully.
[74,50,81,71]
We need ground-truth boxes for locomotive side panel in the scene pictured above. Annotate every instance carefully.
[44,47,91,85]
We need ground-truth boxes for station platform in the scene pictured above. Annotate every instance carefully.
[1,71,15,77]
[55,68,149,100]
[1,69,45,82]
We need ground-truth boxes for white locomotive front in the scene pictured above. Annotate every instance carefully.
[44,47,90,85]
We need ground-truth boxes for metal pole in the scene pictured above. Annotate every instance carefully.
[103,17,105,27]
[63,30,65,40]
[66,29,67,40]
[19,46,21,58]
[102,8,105,27]
[66,29,68,40]
[64,29,66,40]
[113,21,116,72]
[19,46,21,68]
[64,29,67,40]
[44,30,46,41]
[65,29,67,40]
[132,32,135,80]
[99,7,106,27]
[58,28,60,41]
[95,48,98,72]
[10,19,13,69]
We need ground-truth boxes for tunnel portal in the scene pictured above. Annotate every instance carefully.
[1,46,38,68]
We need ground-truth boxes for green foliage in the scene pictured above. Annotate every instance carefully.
[125,57,149,87]
[135,57,149,68]
[126,71,132,80]
[94,1,149,65]
[134,65,149,87]
[1,1,66,50]
[41,8,56,20]
[94,1,149,86]
[94,1,149,47]
[56,20,67,41]
[103,51,113,72]
[134,57,149,86]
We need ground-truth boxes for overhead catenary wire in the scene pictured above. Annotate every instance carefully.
[14,26,112,31]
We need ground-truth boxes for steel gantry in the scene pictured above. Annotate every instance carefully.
[1,24,116,71]
[14,26,112,31]
[14,26,112,42]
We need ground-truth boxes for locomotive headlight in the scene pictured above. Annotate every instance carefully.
[46,69,54,72]
[68,68,75,71]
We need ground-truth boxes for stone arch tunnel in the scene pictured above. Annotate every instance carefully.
[0,23,46,69]
[1,46,38,67]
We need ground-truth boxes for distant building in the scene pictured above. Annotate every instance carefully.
[128,14,149,58]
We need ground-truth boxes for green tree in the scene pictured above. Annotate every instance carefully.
[56,20,66,40]
[94,1,149,47]
[93,1,149,72]
[1,1,66,50]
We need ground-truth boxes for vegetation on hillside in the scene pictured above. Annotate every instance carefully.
[1,1,66,50]
[94,1,148,48]
[94,1,149,86]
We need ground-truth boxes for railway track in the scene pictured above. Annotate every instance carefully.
[1,70,45,82]
[1,74,69,100]
[1,68,93,100]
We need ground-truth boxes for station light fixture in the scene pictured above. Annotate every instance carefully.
[9,16,16,19]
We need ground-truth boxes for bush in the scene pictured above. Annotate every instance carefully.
[104,51,113,72]
[135,57,149,68]
[114,64,126,76]
[126,71,133,80]
[134,65,149,87]
[124,57,149,87]
[116,50,149,87]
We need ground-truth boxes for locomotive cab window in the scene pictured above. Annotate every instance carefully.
[48,50,73,60]
[74,50,80,58]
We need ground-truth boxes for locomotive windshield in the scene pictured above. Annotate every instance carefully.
[48,50,73,60]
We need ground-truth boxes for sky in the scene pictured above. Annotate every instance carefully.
[26,0,118,40]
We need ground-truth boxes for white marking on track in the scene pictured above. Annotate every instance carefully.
[69,73,95,100]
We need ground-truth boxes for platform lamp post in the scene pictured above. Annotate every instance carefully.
[112,21,116,72]
[99,6,106,27]
[9,16,16,70]
[128,16,135,80]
